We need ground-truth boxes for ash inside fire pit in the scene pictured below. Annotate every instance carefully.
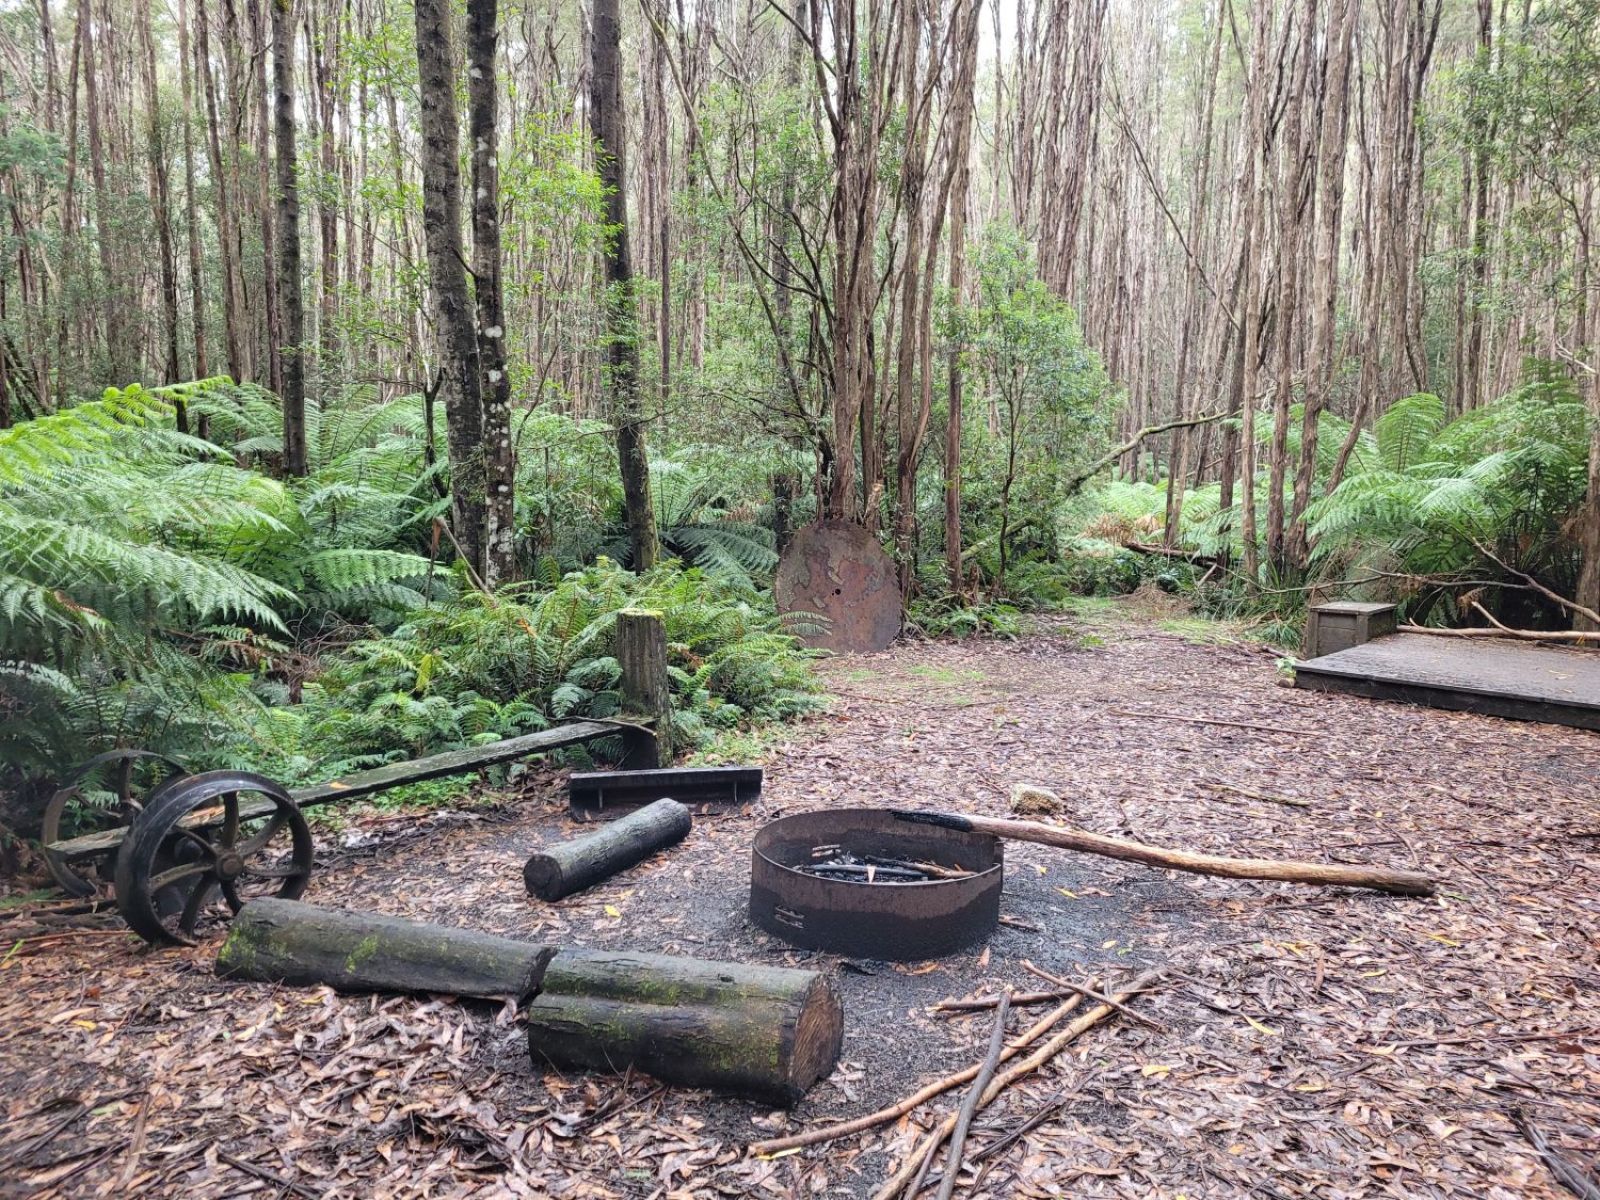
[750,808,1003,959]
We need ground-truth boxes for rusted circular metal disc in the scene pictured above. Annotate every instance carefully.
[774,521,900,653]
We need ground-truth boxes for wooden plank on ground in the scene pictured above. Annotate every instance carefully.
[1295,633,1600,730]
[48,720,628,861]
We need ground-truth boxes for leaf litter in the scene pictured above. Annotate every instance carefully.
[1,608,1596,1198]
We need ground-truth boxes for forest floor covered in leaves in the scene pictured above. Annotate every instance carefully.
[3,600,1597,1199]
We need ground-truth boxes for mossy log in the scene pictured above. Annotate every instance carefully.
[216,898,556,1001]
[527,948,844,1104]
[215,899,843,1103]
[524,798,692,900]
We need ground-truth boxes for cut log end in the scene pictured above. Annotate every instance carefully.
[789,974,847,1097]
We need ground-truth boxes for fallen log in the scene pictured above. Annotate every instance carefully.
[894,811,1436,897]
[217,899,843,1103]
[216,897,555,1002]
[527,948,844,1104]
[524,798,692,900]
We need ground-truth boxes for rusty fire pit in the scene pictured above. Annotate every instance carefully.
[750,809,1003,959]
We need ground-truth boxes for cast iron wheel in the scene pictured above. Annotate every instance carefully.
[41,750,190,898]
[114,770,314,946]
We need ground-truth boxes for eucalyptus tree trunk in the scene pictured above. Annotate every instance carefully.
[1265,7,1313,573]
[413,0,487,580]
[468,0,517,587]
[195,0,244,382]
[252,0,284,395]
[78,0,125,382]
[1286,0,1359,569]
[1236,0,1273,588]
[176,0,208,379]
[138,4,181,392]
[590,0,659,570]
[944,0,982,597]
[273,0,307,476]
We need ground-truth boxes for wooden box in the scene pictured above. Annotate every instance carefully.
[1304,602,1398,659]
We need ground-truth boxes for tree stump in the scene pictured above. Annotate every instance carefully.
[616,608,671,768]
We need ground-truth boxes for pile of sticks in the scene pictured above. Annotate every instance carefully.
[750,967,1164,1199]
[794,846,976,884]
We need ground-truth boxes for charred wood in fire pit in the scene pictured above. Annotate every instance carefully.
[793,849,978,884]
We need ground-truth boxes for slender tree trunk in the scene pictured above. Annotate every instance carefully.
[413,0,487,579]
[177,0,209,380]
[469,0,517,587]
[273,0,307,475]
[139,4,182,391]
[944,0,981,598]
[590,0,659,569]
[196,0,244,381]
[79,0,125,382]
[253,0,284,394]
[1287,0,1358,568]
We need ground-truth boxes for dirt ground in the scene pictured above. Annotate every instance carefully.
[3,605,1597,1199]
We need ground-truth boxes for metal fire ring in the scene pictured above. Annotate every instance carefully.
[750,808,1003,960]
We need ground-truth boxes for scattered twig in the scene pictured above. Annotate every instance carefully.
[934,988,1077,1015]
[871,969,1164,1200]
[1202,779,1312,809]
[1104,708,1317,737]
[115,1093,151,1189]
[217,1148,321,1199]
[749,985,1098,1156]
[1019,961,1169,1031]
[933,990,1011,1200]
[1509,1107,1600,1200]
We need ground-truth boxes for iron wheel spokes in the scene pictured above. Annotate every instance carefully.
[236,811,288,858]
[42,749,189,899]
[115,771,313,947]
[146,859,215,894]
[220,793,241,849]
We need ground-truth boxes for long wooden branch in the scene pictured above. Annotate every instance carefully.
[1060,411,1228,498]
[1471,539,1600,628]
[894,811,1435,897]
[932,990,1011,1200]
[1398,622,1600,646]
[749,984,1097,1156]
[871,970,1164,1200]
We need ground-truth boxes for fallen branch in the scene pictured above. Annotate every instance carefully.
[1020,961,1168,1031]
[1123,542,1218,565]
[1105,708,1317,737]
[749,984,1097,1156]
[934,988,1077,1015]
[933,991,1011,1200]
[871,969,1164,1200]
[1471,539,1600,629]
[1509,1107,1600,1200]
[1060,412,1227,498]
[1397,622,1600,645]
[1203,779,1312,809]
[894,811,1436,897]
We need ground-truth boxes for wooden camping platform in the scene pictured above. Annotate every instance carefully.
[1294,632,1600,731]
